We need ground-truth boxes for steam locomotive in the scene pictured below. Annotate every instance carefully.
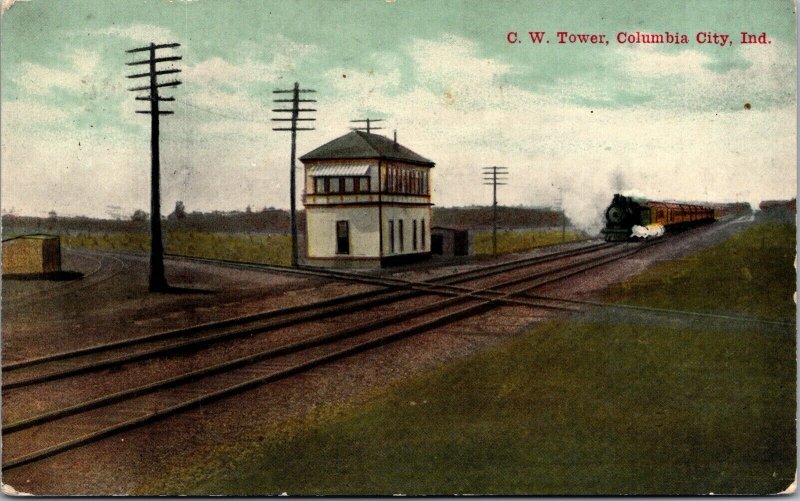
[601,194,715,242]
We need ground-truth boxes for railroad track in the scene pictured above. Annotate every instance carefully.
[2,240,611,385]
[4,250,128,306]
[3,239,656,470]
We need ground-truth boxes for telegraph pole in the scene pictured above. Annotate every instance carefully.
[350,118,384,133]
[126,42,182,292]
[482,166,508,257]
[272,82,316,268]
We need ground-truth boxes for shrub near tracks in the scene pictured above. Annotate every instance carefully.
[146,223,796,495]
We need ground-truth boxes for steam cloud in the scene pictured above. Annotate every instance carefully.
[631,224,665,238]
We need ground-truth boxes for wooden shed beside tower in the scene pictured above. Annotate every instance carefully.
[299,130,435,268]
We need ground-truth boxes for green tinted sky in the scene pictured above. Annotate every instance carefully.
[3,0,796,106]
[1,0,796,224]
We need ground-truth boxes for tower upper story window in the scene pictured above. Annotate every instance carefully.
[386,167,428,195]
[313,176,371,194]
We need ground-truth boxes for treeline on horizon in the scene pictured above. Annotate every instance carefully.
[1,205,575,237]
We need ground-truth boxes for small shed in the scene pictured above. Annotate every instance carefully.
[431,226,469,256]
[2,234,62,276]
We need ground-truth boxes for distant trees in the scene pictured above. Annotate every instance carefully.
[131,209,148,222]
[171,200,187,220]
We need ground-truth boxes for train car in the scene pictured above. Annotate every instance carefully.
[602,194,715,242]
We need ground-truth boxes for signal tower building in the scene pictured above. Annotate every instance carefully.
[299,130,434,267]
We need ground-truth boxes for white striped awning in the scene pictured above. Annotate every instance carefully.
[308,164,371,176]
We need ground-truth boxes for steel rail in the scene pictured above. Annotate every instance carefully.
[6,251,127,307]
[3,287,578,434]
[2,240,655,471]
[3,244,613,390]
[3,242,611,378]
[6,253,620,431]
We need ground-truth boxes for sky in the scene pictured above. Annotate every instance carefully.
[1,0,797,229]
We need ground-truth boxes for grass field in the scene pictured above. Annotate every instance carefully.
[472,228,587,256]
[141,222,796,495]
[61,231,292,266]
[604,223,796,321]
[56,227,584,264]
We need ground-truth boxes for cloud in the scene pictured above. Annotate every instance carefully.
[183,57,286,87]
[11,49,103,100]
[96,24,177,44]
[2,32,794,231]
[307,34,795,230]
[2,100,70,127]
[178,35,319,108]
[412,34,513,89]
[613,40,795,109]
[326,52,403,107]
[17,62,83,95]
[6,48,104,133]
[170,88,274,142]
[165,35,320,140]
[16,48,100,96]
[249,34,318,65]
[204,34,320,84]
[184,35,319,86]
[621,45,713,76]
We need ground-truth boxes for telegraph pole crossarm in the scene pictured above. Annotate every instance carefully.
[127,55,182,66]
[350,118,384,134]
[272,82,317,268]
[126,42,182,292]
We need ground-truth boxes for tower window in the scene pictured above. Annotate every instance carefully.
[389,220,395,254]
[399,220,404,252]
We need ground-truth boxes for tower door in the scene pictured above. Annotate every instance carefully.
[336,220,350,255]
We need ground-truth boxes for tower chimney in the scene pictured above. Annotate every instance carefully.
[393,129,397,147]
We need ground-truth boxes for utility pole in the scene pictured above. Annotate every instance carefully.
[126,42,182,292]
[272,82,316,268]
[350,118,384,133]
[482,166,508,257]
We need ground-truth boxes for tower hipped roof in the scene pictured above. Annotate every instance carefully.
[300,130,434,167]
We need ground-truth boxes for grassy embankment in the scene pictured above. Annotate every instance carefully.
[140,222,796,495]
[472,228,587,256]
[54,227,583,264]
[61,231,292,267]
